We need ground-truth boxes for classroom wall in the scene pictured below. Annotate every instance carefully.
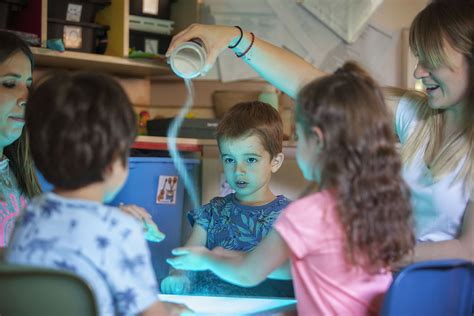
[148,0,430,111]
[148,0,430,204]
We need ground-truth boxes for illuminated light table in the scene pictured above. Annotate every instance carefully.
[158,294,297,315]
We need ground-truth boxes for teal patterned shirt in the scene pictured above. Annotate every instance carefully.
[187,193,294,297]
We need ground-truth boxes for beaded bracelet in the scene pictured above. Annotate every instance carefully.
[228,26,243,49]
[235,32,255,58]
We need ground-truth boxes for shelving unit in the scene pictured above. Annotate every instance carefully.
[6,0,173,77]
[32,47,171,77]
[133,136,297,156]
[133,136,213,153]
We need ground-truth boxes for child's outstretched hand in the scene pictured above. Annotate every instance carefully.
[167,246,211,271]
[160,274,191,294]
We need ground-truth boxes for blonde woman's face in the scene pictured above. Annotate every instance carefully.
[0,51,31,149]
[413,43,468,111]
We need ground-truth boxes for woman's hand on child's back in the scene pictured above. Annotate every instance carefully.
[119,204,165,242]
[160,274,191,294]
[119,203,153,221]
[167,246,211,271]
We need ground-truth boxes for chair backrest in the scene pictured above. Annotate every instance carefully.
[381,259,474,316]
[0,262,99,316]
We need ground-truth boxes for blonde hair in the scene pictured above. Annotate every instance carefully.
[404,1,474,198]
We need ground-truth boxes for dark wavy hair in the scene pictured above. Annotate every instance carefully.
[296,62,415,272]
[0,30,40,198]
[26,71,136,190]
[216,101,283,158]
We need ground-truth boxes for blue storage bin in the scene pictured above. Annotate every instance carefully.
[109,157,200,281]
[36,171,54,192]
[37,157,200,282]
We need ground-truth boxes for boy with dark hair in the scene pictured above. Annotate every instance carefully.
[6,72,188,315]
[161,101,294,297]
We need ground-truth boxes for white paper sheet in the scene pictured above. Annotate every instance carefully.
[267,0,342,66]
[212,12,284,82]
[203,0,313,82]
[200,0,394,83]
[299,0,384,43]
[319,23,394,83]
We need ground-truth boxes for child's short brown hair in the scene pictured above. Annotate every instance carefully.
[26,71,136,190]
[216,101,283,158]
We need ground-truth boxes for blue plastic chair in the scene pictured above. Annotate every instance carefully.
[381,259,474,316]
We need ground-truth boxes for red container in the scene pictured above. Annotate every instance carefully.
[0,0,28,29]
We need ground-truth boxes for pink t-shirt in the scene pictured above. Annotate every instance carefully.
[274,190,392,316]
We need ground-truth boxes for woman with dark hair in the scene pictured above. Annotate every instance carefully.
[0,31,160,249]
[0,30,41,247]
[166,0,473,267]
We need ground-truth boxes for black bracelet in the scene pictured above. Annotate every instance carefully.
[228,26,243,49]
[235,32,255,58]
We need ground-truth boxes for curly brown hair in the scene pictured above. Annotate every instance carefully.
[296,62,415,272]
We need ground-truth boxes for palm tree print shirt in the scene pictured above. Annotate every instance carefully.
[6,192,159,316]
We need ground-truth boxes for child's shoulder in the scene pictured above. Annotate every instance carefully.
[208,193,235,207]
[190,194,235,216]
[28,192,141,230]
[275,195,291,207]
[287,190,335,211]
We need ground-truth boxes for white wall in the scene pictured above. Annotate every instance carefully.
[155,0,431,205]
[369,0,429,86]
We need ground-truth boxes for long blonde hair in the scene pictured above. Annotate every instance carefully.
[404,1,474,197]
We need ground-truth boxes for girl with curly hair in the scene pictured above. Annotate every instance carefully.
[167,61,415,316]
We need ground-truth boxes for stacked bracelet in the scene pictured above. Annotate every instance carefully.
[235,32,255,58]
[228,26,243,49]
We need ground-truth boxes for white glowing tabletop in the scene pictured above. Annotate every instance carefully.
[158,294,297,315]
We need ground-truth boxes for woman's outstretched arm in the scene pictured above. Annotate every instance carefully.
[166,24,325,99]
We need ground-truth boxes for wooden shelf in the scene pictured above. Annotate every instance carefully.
[32,47,172,77]
[133,136,213,152]
[133,136,296,153]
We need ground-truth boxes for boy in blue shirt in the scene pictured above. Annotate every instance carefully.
[6,72,188,315]
[161,101,294,297]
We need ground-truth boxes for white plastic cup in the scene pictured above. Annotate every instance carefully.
[169,40,207,79]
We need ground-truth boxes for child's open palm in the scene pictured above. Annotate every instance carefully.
[167,246,211,271]
[160,274,191,294]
